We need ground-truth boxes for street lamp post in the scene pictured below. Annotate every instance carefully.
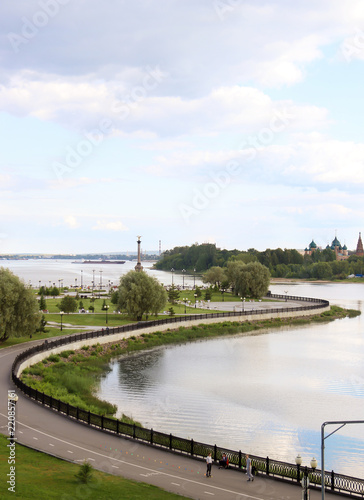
[81,270,83,290]
[183,298,187,314]
[60,311,64,331]
[182,269,186,289]
[105,304,109,324]
[171,268,174,286]
[193,268,196,289]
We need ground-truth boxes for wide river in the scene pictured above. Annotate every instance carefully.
[2,260,363,477]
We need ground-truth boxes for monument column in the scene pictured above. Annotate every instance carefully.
[135,236,144,271]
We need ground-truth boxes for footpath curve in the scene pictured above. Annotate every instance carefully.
[1,295,348,499]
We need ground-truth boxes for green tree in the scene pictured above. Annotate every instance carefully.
[224,261,246,292]
[36,314,48,334]
[312,262,333,280]
[39,293,47,311]
[235,262,270,298]
[0,268,41,342]
[118,271,167,321]
[57,296,78,313]
[111,291,119,304]
[168,285,180,305]
[203,266,225,287]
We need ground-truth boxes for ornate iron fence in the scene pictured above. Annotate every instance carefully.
[11,294,364,497]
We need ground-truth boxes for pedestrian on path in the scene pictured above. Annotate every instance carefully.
[246,454,254,481]
[206,452,212,477]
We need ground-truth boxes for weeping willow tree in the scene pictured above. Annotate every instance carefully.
[117,270,167,321]
[0,268,41,342]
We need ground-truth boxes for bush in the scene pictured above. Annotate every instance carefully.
[75,461,94,484]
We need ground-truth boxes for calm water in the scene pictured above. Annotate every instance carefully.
[97,282,364,478]
[3,260,363,477]
[1,258,201,289]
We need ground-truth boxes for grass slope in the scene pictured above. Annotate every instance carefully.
[0,434,188,499]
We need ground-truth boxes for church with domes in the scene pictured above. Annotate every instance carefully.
[304,232,363,261]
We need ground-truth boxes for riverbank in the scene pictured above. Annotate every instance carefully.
[20,305,360,423]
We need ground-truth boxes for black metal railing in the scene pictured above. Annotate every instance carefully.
[12,295,363,497]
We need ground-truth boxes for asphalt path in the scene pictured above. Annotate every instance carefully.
[0,319,341,499]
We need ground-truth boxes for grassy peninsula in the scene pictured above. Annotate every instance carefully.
[20,305,360,421]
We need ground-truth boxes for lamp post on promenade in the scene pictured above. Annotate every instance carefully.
[171,268,174,286]
[183,297,188,314]
[193,268,196,289]
[182,269,186,289]
[105,304,109,325]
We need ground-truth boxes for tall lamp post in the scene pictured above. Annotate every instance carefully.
[193,268,196,289]
[171,268,174,286]
[183,297,188,314]
[60,311,64,331]
[105,304,109,325]
[81,270,83,290]
[182,269,186,289]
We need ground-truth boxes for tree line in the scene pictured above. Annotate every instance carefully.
[155,243,364,280]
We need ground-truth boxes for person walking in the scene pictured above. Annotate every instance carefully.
[246,454,254,481]
[206,452,212,477]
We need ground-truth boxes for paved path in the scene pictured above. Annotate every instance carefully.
[1,334,341,499]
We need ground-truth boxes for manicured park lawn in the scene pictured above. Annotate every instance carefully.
[0,434,188,499]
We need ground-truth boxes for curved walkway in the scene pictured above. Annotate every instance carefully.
[1,302,341,500]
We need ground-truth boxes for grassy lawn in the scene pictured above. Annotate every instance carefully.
[0,328,82,349]
[0,434,187,499]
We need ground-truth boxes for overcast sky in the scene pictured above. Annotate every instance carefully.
[1,0,364,254]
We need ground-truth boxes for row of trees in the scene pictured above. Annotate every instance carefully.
[155,243,364,280]
[203,261,270,298]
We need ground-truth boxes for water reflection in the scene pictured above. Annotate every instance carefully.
[97,283,364,477]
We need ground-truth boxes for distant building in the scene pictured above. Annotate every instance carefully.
[305,235,349,261]
[304,240,319,256]
[326,236,349,261]
[356,232,364,257]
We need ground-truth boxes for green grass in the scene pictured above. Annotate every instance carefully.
[0,434,187,499]
[0,327,82,349]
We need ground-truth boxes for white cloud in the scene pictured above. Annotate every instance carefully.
[92,220,129,232]
[64,215,79,229]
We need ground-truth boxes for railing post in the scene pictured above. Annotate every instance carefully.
[296,463,300,483]
[151,428,154,445]
[88,410,91,424]
[116,419,119,434]
[238,450,242,469]
[266,456,270,476]
[76,407,79,420]
[331,470,335,491]
[133,424,136,439]
[169,433,172,450]
[101,415,104,429]
[191,438,194,456]
[67,403,69,416]
[214,444,217,462]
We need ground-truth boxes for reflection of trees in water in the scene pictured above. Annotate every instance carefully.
[117,350,164,393]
